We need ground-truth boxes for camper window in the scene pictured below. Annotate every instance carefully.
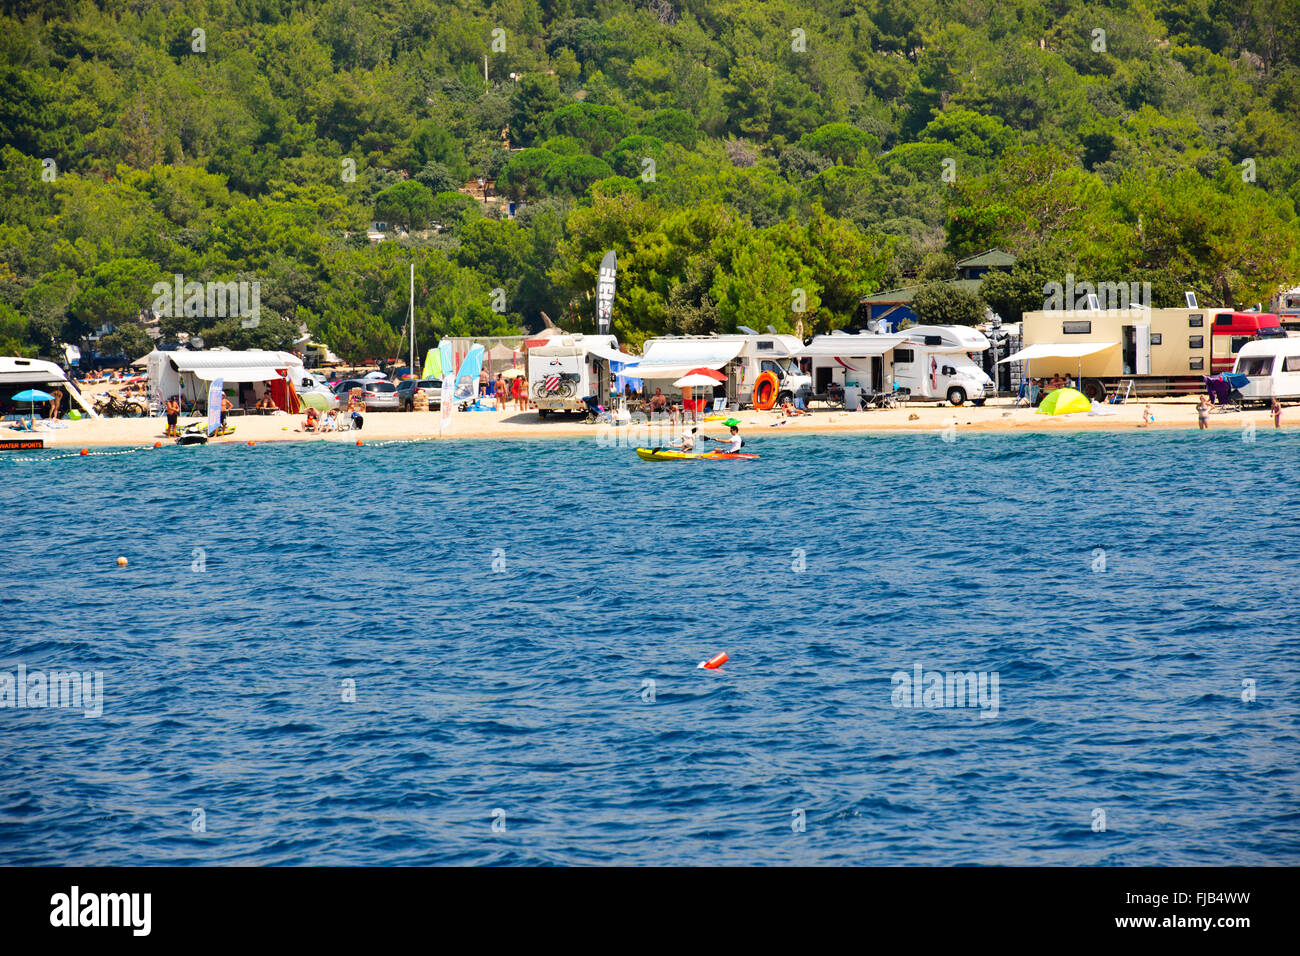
[1062,321,1091,334]
[1285,356,1300,372]
[1239,356,1274,376]
[1149,333,1162,345]
[894,348,914,364]
[1190,358,1204,370]
[1215,314,1232,326]
[1188,314,1204,327]
[756,341,774,351]
[1189,335,1204,349]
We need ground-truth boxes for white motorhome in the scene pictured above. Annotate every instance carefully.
[527,334,623,416]
[0,356,98,417]
[1233,338,1300,403]
[629,332,812,407]
[801,325,994,406]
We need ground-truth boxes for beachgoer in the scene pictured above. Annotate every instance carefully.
[512,374,524,411]
[706,424,743,453]
[495,374,506,410]
[780,400,809,417]
[1272,398,1281,428]
[648,388,668,417]
[48,390,62,420]
[321,409,337,432]
[1196,396,1209,430]
[303,407,320,432]
[672,427,697,453]
[220,393,233,427]
[165,396,180,436]
[1140,404,1154,428]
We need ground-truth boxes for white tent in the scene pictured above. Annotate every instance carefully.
[620,339,745,380]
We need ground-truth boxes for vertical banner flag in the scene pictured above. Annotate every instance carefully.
[440,376,454,435]
[206,377,224,436]
[596,250,617,334]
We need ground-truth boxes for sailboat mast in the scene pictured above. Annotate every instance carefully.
[409,263,415,377]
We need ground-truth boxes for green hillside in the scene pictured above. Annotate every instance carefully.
[2,0,1299,361]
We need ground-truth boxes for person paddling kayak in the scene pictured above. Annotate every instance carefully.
[705,424,743,453]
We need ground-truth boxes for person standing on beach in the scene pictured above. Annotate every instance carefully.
[495,374,506,411]
[1272,397,1282,428]
[1196,396,1209,430]
[1139,404,1154,428]
[165,396,180,436]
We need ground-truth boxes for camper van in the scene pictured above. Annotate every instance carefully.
[802,326,994,406]
[631,332,812,408]
[527,334,621,416]
[1232,338,1300,403]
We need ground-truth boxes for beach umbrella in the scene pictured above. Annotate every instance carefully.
[1036,387,1091,416]
[500,367,524,379]
[11,388,54,423]
[686,367,726,381]
[673,373,722,388]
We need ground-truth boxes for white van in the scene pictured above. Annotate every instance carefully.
[528,334,620,416]
[802,326,994,406]
[1233,338,1300,402]
[893,325,995,406]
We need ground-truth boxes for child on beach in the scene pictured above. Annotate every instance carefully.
[1139,404,1154,428]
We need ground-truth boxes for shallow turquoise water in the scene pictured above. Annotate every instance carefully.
[1,431,1297,864]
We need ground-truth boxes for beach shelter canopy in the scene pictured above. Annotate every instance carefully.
[1037,387,1091,415]
[673,373,722,388]
[586,343,635,365]
[998,342,1118,363]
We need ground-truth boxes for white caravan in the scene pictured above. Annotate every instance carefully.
[802,325,994,406]
[0,356,98,417]
[1232,338,1300,403]
[528,334,622,416]
[629,332,812,407]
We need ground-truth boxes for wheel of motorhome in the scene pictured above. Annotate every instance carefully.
[753,371,779,410]
[946,386,967,406]
[1080,379,1107,403]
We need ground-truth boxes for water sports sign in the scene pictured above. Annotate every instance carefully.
[0,438,43,450]
[596,249,616,334]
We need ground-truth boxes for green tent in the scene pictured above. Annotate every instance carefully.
[1036,387,1091,415]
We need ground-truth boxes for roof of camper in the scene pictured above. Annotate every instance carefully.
[153,349,303,370]
[0,356,72,382]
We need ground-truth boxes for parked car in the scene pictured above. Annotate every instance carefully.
[331,378,368,398]
[396,378,442,411]
[360,379,399,410]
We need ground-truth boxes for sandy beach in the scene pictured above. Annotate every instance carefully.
[6,395,1290,449]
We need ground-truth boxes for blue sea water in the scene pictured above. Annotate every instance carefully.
[1,430,1297,866]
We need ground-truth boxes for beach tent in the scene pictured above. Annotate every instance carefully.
[145,349,304,412]
[620,339,745,381]
[1036,387,1091,415]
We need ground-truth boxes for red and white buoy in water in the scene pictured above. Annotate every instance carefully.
[698,651,728,670]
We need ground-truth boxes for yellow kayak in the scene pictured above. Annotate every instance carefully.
[635,448,759,461]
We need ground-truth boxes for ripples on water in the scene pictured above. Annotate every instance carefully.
[0,430,1297,865]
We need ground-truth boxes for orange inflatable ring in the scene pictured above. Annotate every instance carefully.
[753,371,779,410]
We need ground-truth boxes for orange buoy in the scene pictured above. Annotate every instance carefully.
[153,441,161,448]
[79,448,89,456]
[116,556,128,567]
[355,439,363,446]
[247,440,255,446]
[699,651,729,670]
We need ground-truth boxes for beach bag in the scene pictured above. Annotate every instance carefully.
[352,413,364,430]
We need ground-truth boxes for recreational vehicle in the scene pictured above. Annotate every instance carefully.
[0,356,98,418]
[527,334,623,416]
[1019,306,1285,399]
[801,326,994,406]
[1232,338,1300,403]
[629,333,812,409]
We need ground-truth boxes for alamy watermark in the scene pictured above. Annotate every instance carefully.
[891,663,999,718]
[0,664,104,717]
[1042,273,1151,316]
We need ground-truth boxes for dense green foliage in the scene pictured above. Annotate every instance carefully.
[2,0,1299,361]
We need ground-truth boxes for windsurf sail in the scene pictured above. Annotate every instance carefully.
[422,348,443,380]
[453,343,485,403]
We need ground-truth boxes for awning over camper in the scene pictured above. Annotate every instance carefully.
[799,335,909,357]
[586,344,636,365]
[188,366,288,383]
[165,350,302,371]
[623,340,745,379]
[998,342,1119,363]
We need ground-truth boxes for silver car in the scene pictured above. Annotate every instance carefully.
[360,380,399,411]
